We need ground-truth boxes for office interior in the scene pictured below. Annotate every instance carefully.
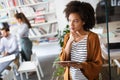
[0,0,120,80]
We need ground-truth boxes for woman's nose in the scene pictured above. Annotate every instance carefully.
[69,21,74,27]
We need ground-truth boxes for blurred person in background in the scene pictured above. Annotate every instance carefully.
[14,12,32,61]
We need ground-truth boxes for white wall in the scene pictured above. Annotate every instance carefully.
[79,0,101,10]
[55,0,101,31]
[54,0,73,31]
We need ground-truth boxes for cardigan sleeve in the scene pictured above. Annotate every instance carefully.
[81,33,103,80]
[59,33,70,61]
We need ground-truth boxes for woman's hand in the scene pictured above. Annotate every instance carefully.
[69,62,82,69]
[70,31,83,42]
[70,31,85,42]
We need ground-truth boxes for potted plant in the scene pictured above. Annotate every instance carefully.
[51,25,70,80]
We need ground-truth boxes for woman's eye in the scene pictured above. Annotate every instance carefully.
[74,20,79,23]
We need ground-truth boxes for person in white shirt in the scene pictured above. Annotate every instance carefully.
[14,13,32,61]
[0,22,19,56]
[0,22,19,78]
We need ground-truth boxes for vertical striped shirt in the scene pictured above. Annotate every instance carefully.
[70,35,88,80]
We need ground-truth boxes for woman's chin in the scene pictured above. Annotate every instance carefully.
[70,30,75,32]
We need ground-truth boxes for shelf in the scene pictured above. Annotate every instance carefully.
[31,20,57,27]
[0,7,16,12]
[0,18,14,23]
[33,41,59,46]
[0,0,58,47]
[27,11,55,18]
[18,1,48,7]
[29,32,57,39]
[0,11,56,22]
[0,2,49,12]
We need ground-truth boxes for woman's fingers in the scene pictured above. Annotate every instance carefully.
[76,31,82,37]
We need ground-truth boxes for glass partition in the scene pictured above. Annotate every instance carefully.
[95,0,120,80]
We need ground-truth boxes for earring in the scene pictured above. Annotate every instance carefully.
[83,22,85,25]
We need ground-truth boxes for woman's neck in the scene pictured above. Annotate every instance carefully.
[78,30,89,36]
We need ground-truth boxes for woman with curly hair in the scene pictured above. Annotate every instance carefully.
[59,1,103,80]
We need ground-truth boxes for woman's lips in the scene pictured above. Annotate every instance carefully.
[70,28,75,31]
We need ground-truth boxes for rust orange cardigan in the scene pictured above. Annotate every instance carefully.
[59,31,103,80]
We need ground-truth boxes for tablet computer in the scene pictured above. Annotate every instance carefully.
[54,61,81,64]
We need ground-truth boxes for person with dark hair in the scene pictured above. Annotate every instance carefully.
[59,1,103,80]
[14,12,32,61]
[0,22,19,56]
[0,22,19,77]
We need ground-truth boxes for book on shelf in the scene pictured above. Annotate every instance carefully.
[35,7,46,16]
[0,12,8,20]
[34,15,46,23]
[0,0,46,9]
[48,37,58,42]
[16,7,35,17]
[29,28,36,37]
[29,27,48,37]
[39,37,49,43]
[18,0,23,5]
[0,1,7,9]
[52,23,57,33]
[48,24,52,33]
[48,23,57,33]
[39,30,44,35]
[32,28,42,35]
[8,0,17,7]
[39,36,58,44]
[23,0,30,4]
[39,27,47,34]
[40,27,47,34]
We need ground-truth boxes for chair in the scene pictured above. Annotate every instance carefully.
[18,53,44,80]
[113,59,120,75]
[2,68,17,80]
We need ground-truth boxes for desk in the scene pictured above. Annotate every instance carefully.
[0,53,19,74]
[0,61,12,74]
[0,54,15,63]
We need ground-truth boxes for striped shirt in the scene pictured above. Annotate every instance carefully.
[70,35,88,80]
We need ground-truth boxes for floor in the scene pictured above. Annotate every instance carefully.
[16,54,57,80]
[101,65,120,80]
[15,55,120,80]
[12,43,120,80]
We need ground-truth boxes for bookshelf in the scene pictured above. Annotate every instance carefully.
[31,20,57,26]
[0,0,58,45]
